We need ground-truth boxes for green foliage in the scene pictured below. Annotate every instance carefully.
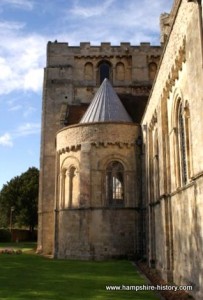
[0,229,11,242]
[0,167,39,231]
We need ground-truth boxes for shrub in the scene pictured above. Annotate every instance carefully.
[0,248,22,255]
[0,229,11,242]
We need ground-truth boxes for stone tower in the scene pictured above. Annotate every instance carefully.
[38,41,162,256]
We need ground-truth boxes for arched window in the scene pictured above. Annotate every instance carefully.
[153,129,160,200]
[98,61,111,84]
[148,62,157,81]
[106,161,124,206]
[84,62,93,81]
[116,62,125,81]
[184,102,192,178]
[174,99,192,187]
[177,103,187,185]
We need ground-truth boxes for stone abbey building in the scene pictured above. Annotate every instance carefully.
[38,1,203,299]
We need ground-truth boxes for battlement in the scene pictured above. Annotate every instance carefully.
[48,40,158,49]
[47,41,161,67]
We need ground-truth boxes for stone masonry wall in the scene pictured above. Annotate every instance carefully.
[142,1,203,299]
[57,209,138,260]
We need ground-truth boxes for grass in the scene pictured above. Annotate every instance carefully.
[0,243,159,300]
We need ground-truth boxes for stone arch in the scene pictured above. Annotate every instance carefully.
[148,62,157,81]
[171,88,184,128]
[171,90,191,187]
[98,153,134,207]
[84,62,93,81]
[97,60,112,85]
[116,62,125,81]
[106,161,125,207]
[98,153,132,171]
[60,156,80,208]
[61,155,80,171]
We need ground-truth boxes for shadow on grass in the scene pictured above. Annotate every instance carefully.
[0,252,159,300]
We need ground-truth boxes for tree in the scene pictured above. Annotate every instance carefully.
[0,167,39,232]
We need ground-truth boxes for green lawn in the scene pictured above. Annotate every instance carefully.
[0,243,159,300]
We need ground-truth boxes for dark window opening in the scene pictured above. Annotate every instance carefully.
[99,61,111,84]
[106,161,124,207]
[178,104,187,185]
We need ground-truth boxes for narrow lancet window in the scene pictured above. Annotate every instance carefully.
[178,104,187,185]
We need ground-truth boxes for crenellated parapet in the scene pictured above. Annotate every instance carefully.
[47,41,161,68]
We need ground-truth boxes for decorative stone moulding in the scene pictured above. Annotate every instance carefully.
[58,144,81,154]
[149,110,158,130]
[75,55,115,59]
[163,37,186,101]
[57,126,139,156]
[92,141,134,149]
[57,141,135,155]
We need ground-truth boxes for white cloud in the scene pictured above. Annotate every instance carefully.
[0,133,13,147]
[0,0,34,10]
[0,24,46,95]
[8,104,22,111]
[0,122,40,148]
[23,68,43,92]
[0,21,25,31]
[63,0,173,45]
[70,0,115,18]
[0,57,12,79]
[15,122,41,137]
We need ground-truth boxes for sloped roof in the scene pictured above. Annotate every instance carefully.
[80,78,132,124]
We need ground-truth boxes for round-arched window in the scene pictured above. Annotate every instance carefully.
[106,161,124,206]
[98,61,111,84]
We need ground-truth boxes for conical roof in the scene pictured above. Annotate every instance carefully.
[80,78,132,123]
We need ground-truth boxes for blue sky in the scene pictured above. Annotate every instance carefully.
[0,0,173,189]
